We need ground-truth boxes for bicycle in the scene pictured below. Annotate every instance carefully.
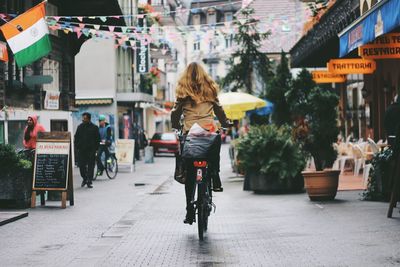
[187,158,215,240]
[179,131,218,241]
[93,143,118,180]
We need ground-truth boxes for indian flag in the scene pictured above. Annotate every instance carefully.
[0,2,51,67]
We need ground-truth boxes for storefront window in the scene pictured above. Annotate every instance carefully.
[8,121,26,149]
[0,121,4,144]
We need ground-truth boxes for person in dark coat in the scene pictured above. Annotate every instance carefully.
[74,112,100,188]
[384,95,400,147]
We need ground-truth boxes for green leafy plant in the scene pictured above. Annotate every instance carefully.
[288,69,339,171]
[265,51,292,126]
[236,125,306,188]
[0,144,32,177]
[222,8,273,94]
[304,87,339,170]
[362,148,393,201]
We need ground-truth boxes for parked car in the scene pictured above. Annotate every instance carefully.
[150,132,179,156]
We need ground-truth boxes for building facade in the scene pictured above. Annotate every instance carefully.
[291,0,399,141]
[0,0,122,148]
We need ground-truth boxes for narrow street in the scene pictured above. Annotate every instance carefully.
[1,145,400,266]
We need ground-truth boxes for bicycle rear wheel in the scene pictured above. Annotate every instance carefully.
[197,183,205,240]
[105,154,118,179]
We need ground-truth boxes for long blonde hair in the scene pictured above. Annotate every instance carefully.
[175,62,219,103]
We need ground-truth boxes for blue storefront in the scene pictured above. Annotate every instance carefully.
[339,0,400,140]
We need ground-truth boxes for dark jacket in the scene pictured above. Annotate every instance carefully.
[384,102,400,137]
[74,122,100,153]
[384,102,400,147]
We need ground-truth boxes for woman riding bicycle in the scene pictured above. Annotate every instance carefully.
[171,62,230,224]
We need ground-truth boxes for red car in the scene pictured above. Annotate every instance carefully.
[150,132,179,156]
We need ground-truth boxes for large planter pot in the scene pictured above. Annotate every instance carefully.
[246,172,303,193]
[0,169,33,209]
[302,170,340,201]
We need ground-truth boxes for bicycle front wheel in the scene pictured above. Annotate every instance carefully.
[105,154,118,179]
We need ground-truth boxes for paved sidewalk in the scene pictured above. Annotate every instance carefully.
[1,144,400,266]
[0,155,174,267]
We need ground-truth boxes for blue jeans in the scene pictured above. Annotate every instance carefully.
[97,144,110,172]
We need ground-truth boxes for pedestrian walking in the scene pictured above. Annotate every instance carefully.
[384,94,400,147]
[74,112,100,188]
[23,115,45,149]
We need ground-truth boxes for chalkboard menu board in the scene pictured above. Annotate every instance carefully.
[33,141,70,190]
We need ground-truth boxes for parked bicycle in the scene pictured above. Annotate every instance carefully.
[93,143,118,180]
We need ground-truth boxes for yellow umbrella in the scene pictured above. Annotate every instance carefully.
[218,92,267,120]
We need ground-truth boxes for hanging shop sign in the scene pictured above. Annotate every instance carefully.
[327,59,376,74]
[312,71,347,83]
[339,0,400,57]
[0,42,8,62]
[44,91,60,110]
[136,39,149,73]
[358,33,400,59]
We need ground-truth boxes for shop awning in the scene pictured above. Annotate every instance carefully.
[75,98,113,105]
[338,0,400,57]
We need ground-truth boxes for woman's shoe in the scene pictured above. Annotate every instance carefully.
[183,207,194,225]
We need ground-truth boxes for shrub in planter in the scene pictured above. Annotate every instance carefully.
[0,144,33,208]
[362,148,393,201]
[236,125,306,193]
[292,82,340,200]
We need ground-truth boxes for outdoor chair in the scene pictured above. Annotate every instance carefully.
[363,163,372,187]
[367,138,380,154]
[333,142,354,174]
[352,144,367,176]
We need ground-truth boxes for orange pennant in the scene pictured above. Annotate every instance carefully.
[0,42,8,62]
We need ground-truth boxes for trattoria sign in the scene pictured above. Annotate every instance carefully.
[312,71,346,83]
[359,33,400,59]
[327,59,376,74]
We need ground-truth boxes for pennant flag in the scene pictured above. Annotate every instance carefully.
[79,23,85,29]
[0,2,51,67]
[77,17,83,22]
[108,26,115,32]
[0,41,9,62]
[93,24,100,30]
[100,16,107,22]
[82,28,90,37]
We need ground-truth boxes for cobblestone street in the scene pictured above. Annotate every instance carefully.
[1,145,400,266]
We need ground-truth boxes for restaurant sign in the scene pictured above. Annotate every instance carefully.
[339,0,400,57]
[359,33,400,59]
[312,71,346,83]
[327,59,376,74]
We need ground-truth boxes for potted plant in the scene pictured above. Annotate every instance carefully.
[294,84,340,201]
[236,124,306,193]
[0,144,33,208]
